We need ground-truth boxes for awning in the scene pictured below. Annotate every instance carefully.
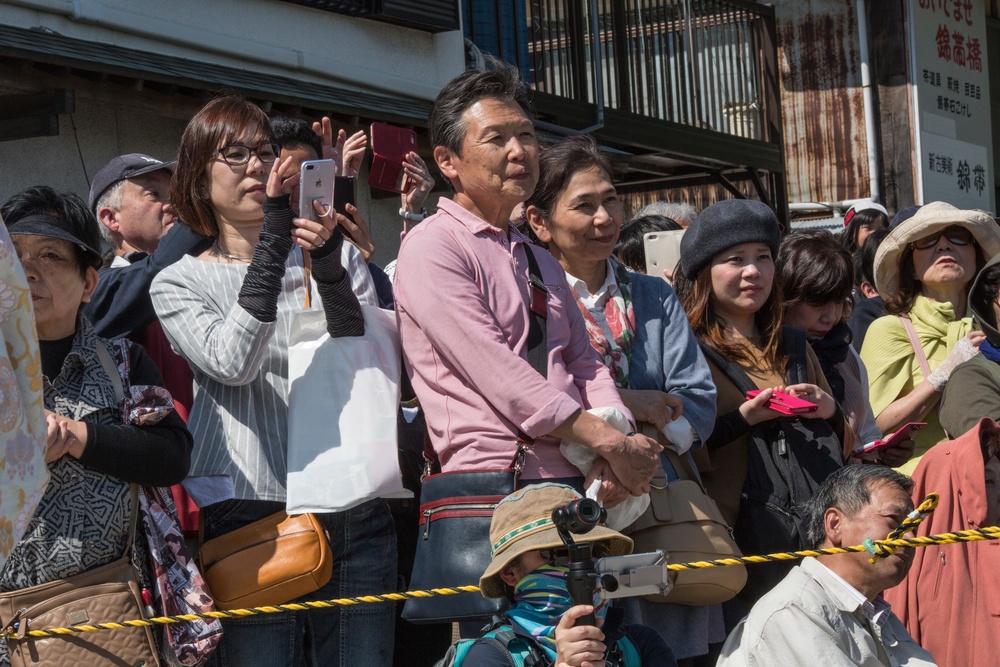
[0,24,432,126]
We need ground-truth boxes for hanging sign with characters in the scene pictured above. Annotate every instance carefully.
[909,0,994,211]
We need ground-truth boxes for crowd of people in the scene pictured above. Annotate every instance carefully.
[1,58,999,667]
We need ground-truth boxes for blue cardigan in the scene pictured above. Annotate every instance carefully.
[627,272,717,444]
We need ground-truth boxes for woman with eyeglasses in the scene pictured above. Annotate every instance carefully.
[150,96,396,666]
[861,202,1000,473]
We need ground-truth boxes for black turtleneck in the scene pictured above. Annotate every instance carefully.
[39,334,75,380]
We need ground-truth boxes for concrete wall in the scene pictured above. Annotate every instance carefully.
[0,0,464,260]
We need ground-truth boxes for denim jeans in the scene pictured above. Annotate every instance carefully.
[203,498,397,667]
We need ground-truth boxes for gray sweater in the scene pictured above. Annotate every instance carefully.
[151,251,323,501]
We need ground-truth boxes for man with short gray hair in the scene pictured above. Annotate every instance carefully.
[83,153,208,338]
[717,465,937,666]
[636,201,696,228]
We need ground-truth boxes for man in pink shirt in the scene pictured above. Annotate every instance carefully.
[394,60,660,503]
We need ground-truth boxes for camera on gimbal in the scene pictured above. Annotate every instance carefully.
[550,498,670,627]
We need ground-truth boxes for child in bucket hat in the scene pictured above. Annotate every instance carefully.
[459,483,676,666]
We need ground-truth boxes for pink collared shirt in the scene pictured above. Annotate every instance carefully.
[394,198,630,479]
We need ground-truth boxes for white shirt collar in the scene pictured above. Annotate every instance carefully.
[813,559,892,627]
[566,259,618,309]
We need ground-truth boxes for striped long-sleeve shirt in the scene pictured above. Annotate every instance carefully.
[151,248,351,501]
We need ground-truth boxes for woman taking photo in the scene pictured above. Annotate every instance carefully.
[1,189,192,664]
[524,136,718,664]
[776,229,913,466]
[150,96,395,667]
[678,199,848,608]
[860,202,1000,473]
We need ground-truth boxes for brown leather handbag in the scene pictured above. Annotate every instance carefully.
[623,423,748,605]
[0,487,161,667]
[199,511,332,611]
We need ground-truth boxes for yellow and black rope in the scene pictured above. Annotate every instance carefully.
[6,494,998,642]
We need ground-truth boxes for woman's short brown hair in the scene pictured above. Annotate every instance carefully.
[171,95,274,238]
[777,229,855,317]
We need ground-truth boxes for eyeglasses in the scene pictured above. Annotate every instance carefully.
[214,142,281,166]
[911,226,975,250]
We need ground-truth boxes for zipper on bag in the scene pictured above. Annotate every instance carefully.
[421,502,496,539]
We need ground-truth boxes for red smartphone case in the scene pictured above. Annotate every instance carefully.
[746,389,818,415]
[369,122,417,193]
[854,422,927,455]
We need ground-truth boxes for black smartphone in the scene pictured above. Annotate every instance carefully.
[334,176,356,218]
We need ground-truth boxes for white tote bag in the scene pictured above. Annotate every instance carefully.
[286,303,412,513]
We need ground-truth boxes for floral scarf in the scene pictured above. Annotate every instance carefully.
[571,258,636,388]
[505,564,610,660]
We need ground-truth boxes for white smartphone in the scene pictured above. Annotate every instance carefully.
[298,159,336,224]
[643,230,685,283]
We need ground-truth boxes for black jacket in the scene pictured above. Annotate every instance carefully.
[82,222,209,338]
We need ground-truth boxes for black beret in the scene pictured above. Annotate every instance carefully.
[680,199,782,279]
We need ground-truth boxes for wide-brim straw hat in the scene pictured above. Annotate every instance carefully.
[479,483,633,599]
[873,201,1000,297]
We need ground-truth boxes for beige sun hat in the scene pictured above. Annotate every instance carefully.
[873,201,1000,297]
[479,483,633,599]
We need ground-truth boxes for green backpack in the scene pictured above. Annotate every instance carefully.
[434,617,642,667]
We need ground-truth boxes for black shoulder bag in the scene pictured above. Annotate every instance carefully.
[402,245,548,624]
[700,327,844,603]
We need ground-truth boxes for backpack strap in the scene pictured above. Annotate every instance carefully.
[782,326,810,385]
[698,341,757,396]
[480,623,549,667]
[612,635,643,667]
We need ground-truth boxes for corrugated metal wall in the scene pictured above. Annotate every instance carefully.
[775,0,871,204]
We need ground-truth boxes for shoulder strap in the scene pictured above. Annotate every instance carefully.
[698,341,757,395]
[474,624,547,667]
[616,635,643,667]
[640,421,705,489]
[95,340,125,404]
[782,326,809,385]
[522,245,548,379]
[899,315,933,378]
[126,484,140,551]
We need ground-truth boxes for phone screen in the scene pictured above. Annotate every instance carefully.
[334,176,356,218]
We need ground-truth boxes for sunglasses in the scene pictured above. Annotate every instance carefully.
[911,226,975,250]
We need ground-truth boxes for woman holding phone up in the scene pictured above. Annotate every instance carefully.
[151,96,395,667]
